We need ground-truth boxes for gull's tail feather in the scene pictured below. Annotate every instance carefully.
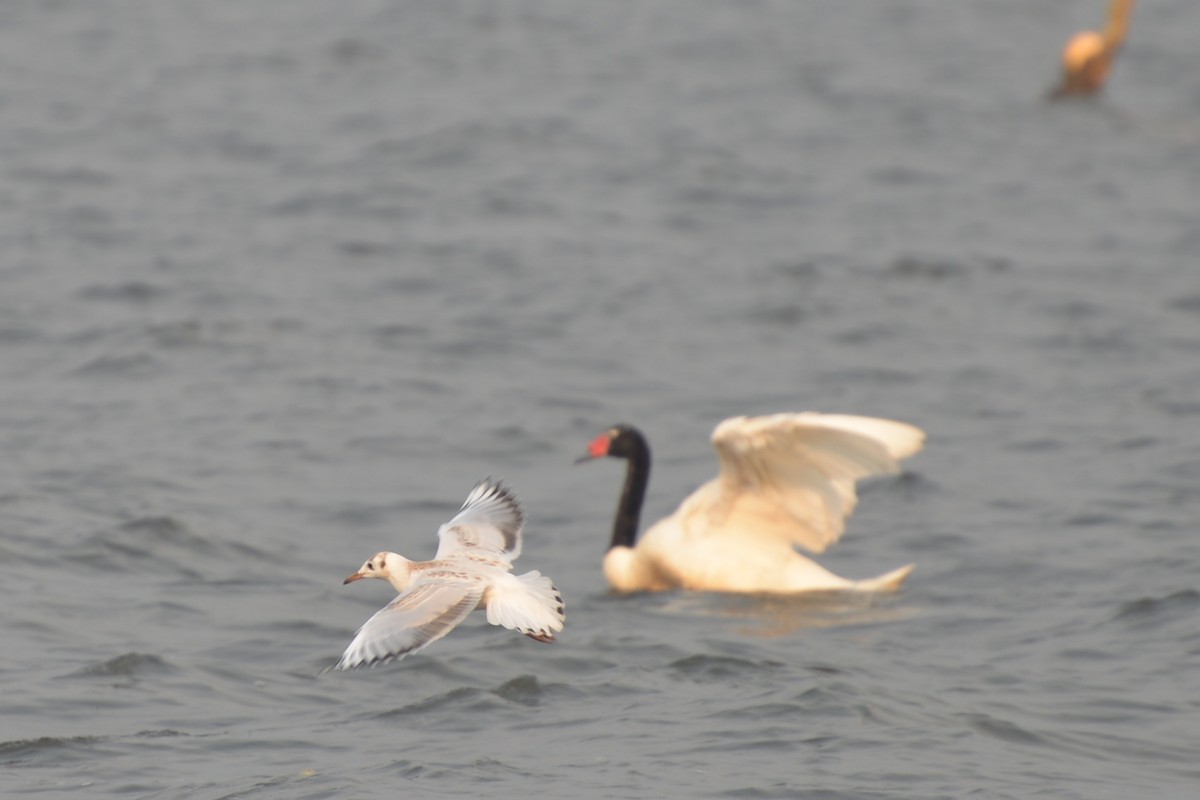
[485,570,565,642]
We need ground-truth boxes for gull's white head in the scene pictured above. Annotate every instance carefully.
[343,551,412,592]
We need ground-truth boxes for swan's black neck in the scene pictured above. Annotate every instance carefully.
[608,427,650,551]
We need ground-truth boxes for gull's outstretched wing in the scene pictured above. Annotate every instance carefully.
[434,479,524,562]
[334,579,484,670]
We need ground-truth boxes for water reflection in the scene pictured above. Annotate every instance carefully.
[655,589,920,638]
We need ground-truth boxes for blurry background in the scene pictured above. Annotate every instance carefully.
[1,1,1198,798]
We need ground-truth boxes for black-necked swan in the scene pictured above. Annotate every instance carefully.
[576,413,925,594]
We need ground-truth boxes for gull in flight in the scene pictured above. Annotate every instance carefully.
[330,480,564,670]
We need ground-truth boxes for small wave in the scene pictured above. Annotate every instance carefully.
[704,701,807,722]
[135,729,187,739]
[0,325,40,345]
[1007,436,1065,452]
[1053,726,1200,772]
[337,239,396,258]
[961,712,1049,746]
[373,755,528,784]
[75,515,269,578]
[0,735,98,755]
[831,322,902,345]
[1167,294,1200,314]
[1143,387,1200,417]
[886,254,1009,280]
[319,502,408,528]
[63,652,174,679]
[490,674,546,706]
[668,654,784,682]
[1113,436,1159,451]
[367,322,429,346]
[819,366,918,386]
[68,353,163,380]
[0,735,103,766]
[77,282,168,304]
[372,686,497,719]
[367,675,569,718]
[1063,512,1125,528]
[1112,590,1200,625]
[1032,330,1137,355]
[747,303,805,327]
[429,335,515,359]
[10,166,113,186]
[467,425,558,459]
[716,787,862,799]
[78,516,212,564]
[770,259,822,280]
[865,468,936,500]
[145,320,207,350]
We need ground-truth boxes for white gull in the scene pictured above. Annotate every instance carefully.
[330,479,564,670]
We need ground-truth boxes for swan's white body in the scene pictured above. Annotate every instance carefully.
[592,413,924,594]
[332,480,564,670]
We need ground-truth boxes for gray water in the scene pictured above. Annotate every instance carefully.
[2,1,1200,798]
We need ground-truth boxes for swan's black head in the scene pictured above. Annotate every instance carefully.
[577,424,652,551]
[576,424,649,463]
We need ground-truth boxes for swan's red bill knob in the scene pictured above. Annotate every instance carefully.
[587,433,612,458]
[575,432,612,463]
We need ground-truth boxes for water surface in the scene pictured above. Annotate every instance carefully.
[2,2,1199,798]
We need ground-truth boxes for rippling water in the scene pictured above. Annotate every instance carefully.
[3,2,1200,798]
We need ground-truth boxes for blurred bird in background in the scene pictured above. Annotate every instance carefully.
[1050,0,1136,98]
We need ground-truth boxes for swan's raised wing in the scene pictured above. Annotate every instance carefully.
[333,579,484,670]
[702,413,925,554]
[434,479,525,562]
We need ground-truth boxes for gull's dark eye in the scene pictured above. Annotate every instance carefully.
[367,562,374,570]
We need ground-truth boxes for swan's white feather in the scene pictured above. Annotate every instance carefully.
[705,413,925,554]
[598,413,924,594]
